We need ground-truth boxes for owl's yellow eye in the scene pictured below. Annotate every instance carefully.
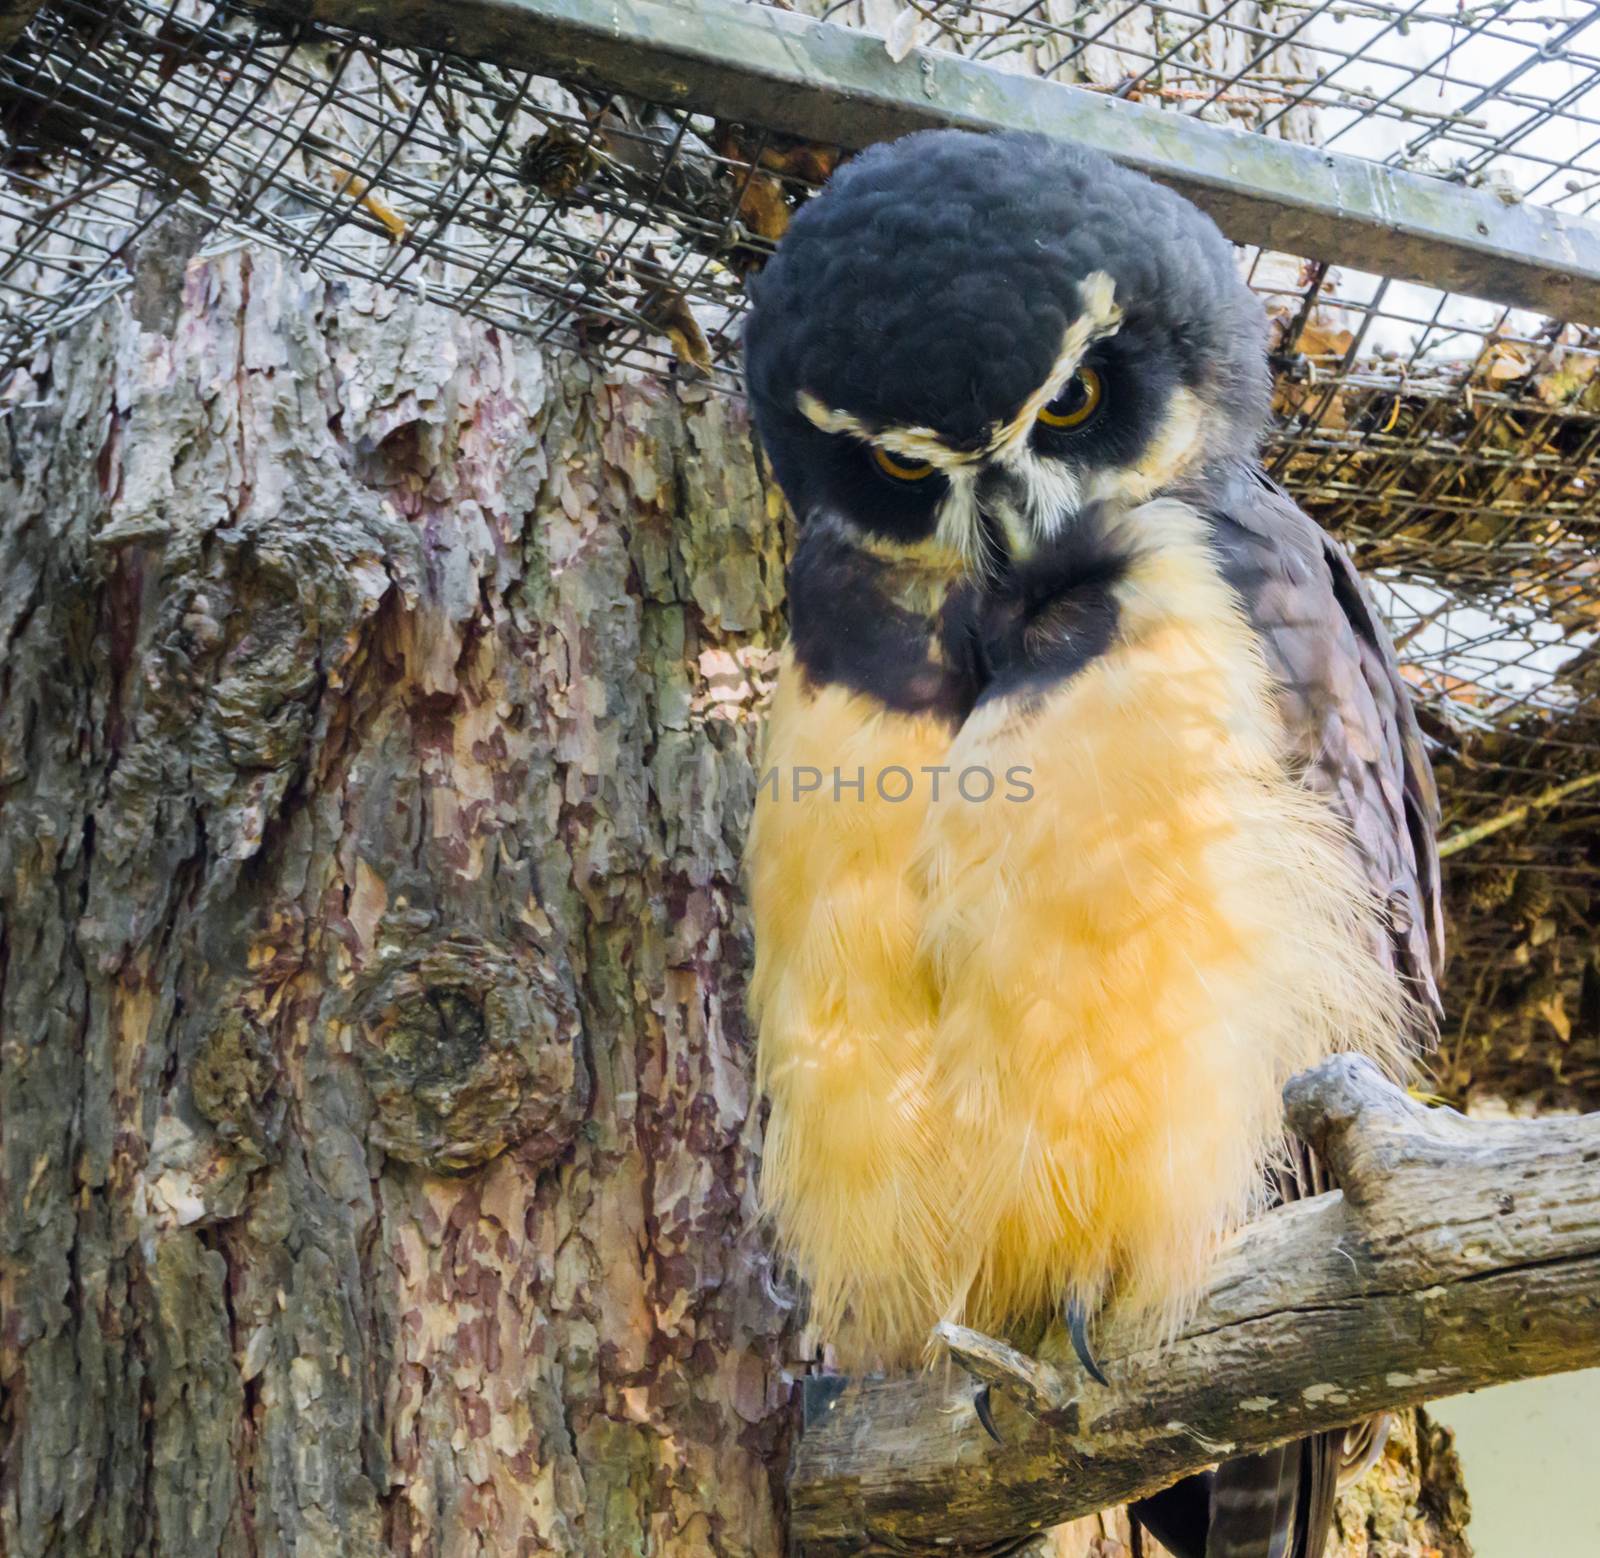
[1037,366,1104,429]
[871,446,935,483]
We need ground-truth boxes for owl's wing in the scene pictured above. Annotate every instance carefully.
[1210,464,1444,1028]
[1154,467,1446,1558]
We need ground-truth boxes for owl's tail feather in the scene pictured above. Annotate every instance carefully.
[1130,1430,1338,1558]
[1212,1432,1338,1558]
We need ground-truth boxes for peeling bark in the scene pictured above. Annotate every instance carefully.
[1331,1408,1472,1558]
[0,249,790,1556]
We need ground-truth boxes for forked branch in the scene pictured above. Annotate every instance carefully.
[789,1056,1600,1554]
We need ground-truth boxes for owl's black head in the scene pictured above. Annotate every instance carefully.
[743,130,1270,565]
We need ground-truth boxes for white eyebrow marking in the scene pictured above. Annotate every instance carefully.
[793,270,1124,465]
[988,270,1123,457]
[794,393,978,469]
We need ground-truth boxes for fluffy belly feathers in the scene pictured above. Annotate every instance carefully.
[747,667,954,1361]
[751,502,1408,1365]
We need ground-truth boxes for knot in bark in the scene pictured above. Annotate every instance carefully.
[349,933,586,1173]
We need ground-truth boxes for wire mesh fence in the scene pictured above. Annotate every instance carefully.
[828,0,1600,214]
[0,0,791,382]
[3,0,1598,1103]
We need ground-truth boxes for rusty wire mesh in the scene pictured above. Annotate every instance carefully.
[3,0,1598,1103]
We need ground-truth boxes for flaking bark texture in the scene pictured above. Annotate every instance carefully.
[1330,1410,1472,1558]
[0,244,791,1556]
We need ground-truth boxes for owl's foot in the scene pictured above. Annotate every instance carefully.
[1064,1296,1110,1386]
[935,1321,1074,1448]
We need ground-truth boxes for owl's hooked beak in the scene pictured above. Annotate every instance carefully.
[973,462,1063,566]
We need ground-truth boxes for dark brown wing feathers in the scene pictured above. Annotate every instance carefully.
[1133,469,1446,1558]
[1207,466,1444,1026]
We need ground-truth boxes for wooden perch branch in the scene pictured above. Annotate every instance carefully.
[789,1056,1600,1554]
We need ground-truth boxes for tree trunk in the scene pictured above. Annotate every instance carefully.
[1,244,792,1555]
[0,240,1472,1556]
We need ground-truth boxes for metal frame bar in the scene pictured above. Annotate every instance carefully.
[245,0,1600,321]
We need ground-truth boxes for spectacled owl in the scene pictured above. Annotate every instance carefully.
[742,129,1442,1558]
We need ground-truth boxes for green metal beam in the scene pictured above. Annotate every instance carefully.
[259,0,1600,322]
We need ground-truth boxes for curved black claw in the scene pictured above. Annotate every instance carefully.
[1065,1297,1110,1386]
[973,1383,1004,1445]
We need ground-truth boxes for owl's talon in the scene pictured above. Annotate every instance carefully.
[973,1383,1004,1444]
[1065,1297,1110,1386]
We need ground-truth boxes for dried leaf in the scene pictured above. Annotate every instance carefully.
[660,304,713,375]
[737,172,791,244]
[761,140,843,185]
[517,126,597,200]
[712,126,843,187]
[1480,337,1533,383]
[1536,992,1571,1041]
[1293,319,1356,360]
[1533,348,1600,406]
[633,256,713,375]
